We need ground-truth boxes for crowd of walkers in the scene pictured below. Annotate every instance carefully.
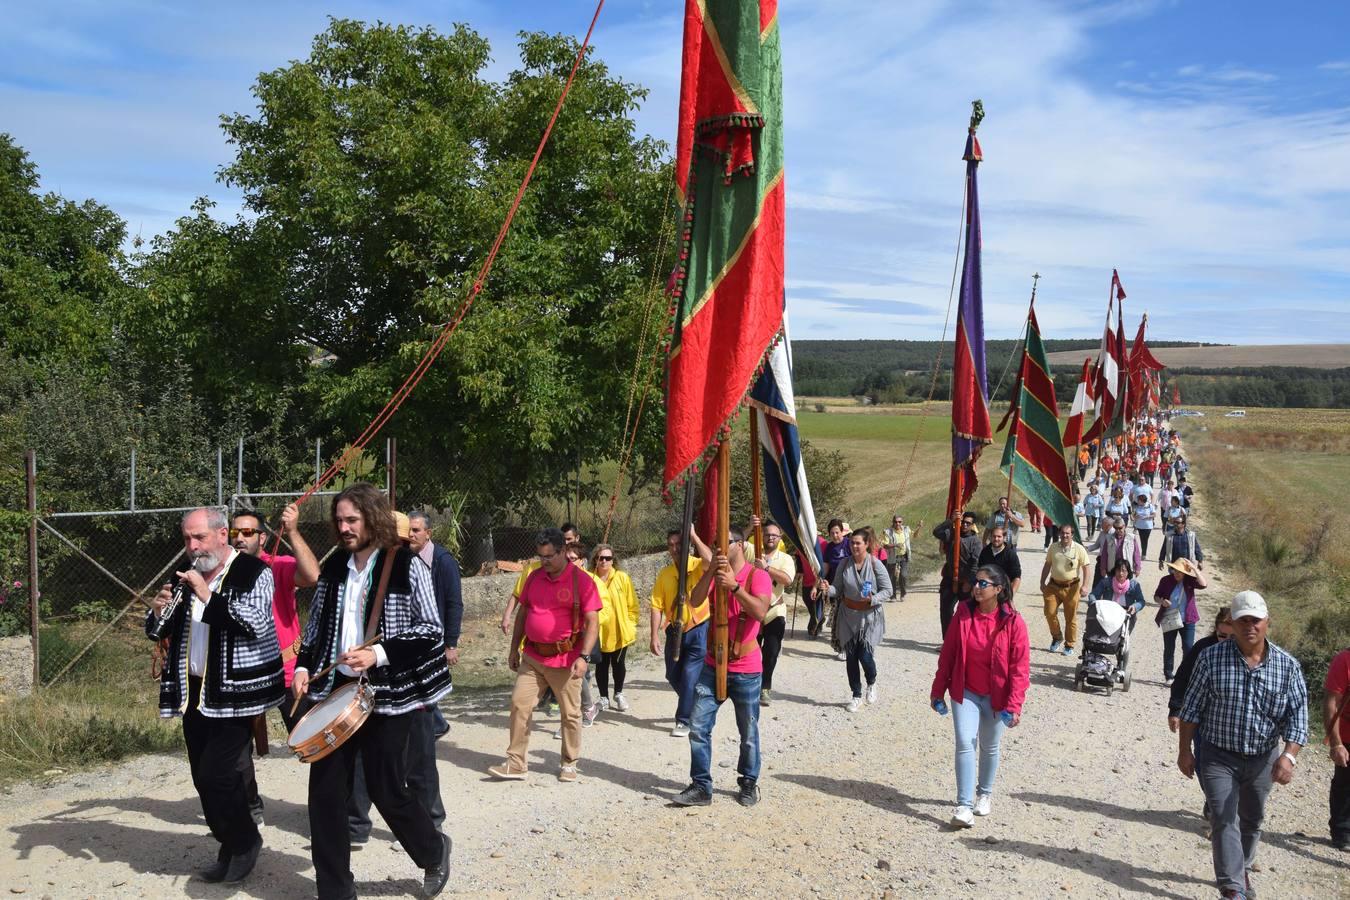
[146,412,1339,899]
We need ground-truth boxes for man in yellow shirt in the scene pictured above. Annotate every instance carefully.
[746,517,796,706]
[1039,523,1091,656]
[650,526,714,737]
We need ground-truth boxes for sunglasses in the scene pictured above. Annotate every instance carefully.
[597,555,614,562]
[972,578,996,588]
[229,527,262,539]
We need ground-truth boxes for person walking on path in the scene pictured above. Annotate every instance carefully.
[649,526,715,737]
[1104,484,1131,523]
[1082,483,1106,540]
[1178,591,1309,899]
[1039,524,1091,657]
[934,513,982,638]
[1159,513,1204,570]
[1323,647,1350,851]
[1088,560,1145,636]
[1026,499,1042,534]
[1132,493,1158,557]
[672,529,772,808]
[747,516,796,706]
[489,528,601,783]
[986,496,1026,548]
[826,530,892,712]
[1156,558,1209,685]
[591,544,639,713]
[977,526,1021,594]
[931,564,1029,828]
[1089,516,1142,583]
[883,514,913,600]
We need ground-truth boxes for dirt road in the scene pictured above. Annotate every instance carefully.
[0,527,1344,898]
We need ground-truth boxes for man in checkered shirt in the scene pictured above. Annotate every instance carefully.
[1177,591,1308,900]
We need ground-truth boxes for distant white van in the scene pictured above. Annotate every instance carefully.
[1224,410,1246,418]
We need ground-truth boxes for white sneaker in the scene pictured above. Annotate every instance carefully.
[865,684,878,705]
[835,651,847,661]
[597,697,610,711]
[613,692,630,712]
[951,806,975,828]
[846,697,863,713]
[671,722,690,738]
[974,794,992,817]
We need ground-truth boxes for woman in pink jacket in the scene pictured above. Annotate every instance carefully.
[931,563,1030,828]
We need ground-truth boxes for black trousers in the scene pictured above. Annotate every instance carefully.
[182,677,261,859]
[938,581,960,638]
[1332,760,1350,845]
[757,617,786,691]
[310,709,442,899]
[241,701,304,818]
[348,707,446,839]
[597,646,629,697]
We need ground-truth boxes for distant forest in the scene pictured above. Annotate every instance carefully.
[792,340,1350,409]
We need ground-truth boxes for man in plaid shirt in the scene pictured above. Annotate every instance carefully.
[1178,591,1308,900]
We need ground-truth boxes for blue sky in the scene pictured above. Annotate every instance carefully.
[3,0,1348,343]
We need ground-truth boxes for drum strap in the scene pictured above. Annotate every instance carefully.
[364,547,398,644]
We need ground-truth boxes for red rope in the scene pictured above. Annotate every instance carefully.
[270,0,607,545]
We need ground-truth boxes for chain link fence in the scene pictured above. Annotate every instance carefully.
[16,436,674,689]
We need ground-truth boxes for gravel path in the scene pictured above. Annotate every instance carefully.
[0,523,1344,898]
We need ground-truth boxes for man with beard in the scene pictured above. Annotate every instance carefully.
[977,525,1021,594]
[229,503,319,826]
[292,483,452,899]
[147,507,284,885]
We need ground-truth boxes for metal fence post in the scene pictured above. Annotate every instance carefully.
[217,446,224,507]
[129,446,137,512]
[26,449,40,689]
[314,439,322,486]
[236,438,244,509]
[388,437,398,508]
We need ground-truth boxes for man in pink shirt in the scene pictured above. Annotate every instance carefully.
[672,527,772,808]
[230,503,319,826]
[489,527,601,783]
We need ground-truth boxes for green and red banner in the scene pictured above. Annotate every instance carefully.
[664,0,785,499]
[999,307,1080,539]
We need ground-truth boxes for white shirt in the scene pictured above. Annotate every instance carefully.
[188,548,238,677]
[336,550,390,677]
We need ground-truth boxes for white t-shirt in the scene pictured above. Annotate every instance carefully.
[188,549,239,677]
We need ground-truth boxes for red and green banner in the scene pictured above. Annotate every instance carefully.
[664,0,785,499]
[999,307,1080,539]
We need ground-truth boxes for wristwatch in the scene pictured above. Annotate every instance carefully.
[1280,751,1297,767]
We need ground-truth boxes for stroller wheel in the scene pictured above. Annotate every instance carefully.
[1122,670,1132,692]
[1074,677,1085,692]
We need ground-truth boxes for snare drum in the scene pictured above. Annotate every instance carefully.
[287,679,373,763]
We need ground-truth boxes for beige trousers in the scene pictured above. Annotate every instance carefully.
[507,654,583,769]
[1042,579,1081,648]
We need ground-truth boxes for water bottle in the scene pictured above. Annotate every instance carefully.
[1000,710,1015,726]
[862,579,874,599]
[933,699,949,716]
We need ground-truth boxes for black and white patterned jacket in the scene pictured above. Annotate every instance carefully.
[297,545,451,716]
[147,551,285,719]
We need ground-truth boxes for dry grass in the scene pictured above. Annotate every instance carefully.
[1045,344,1350,370]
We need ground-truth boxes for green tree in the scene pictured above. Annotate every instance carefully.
[213,19,672,512]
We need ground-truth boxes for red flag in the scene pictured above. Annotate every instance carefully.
[1062,357,1094,447]
[1083,270,1127,442]
[664,1,786,510]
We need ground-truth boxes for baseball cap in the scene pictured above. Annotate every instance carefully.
[1230,590,1268,621]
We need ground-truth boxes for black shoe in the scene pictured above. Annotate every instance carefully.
[199,847,229,883]
[222,837,262,883]
[349,831,370,845]
[671,784,712,807]
[736,777,760,808]
[422,832,452,897]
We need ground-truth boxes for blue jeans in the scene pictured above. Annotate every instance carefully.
[845,641,877,697]
[689,667,761,793]
[1162,623,1196,679]
[952,690,1007,808]
[665,621,708,726]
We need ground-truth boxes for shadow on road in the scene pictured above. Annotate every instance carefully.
[777,773,948,828]
[960,835,1211,899]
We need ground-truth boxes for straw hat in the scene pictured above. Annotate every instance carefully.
[1167,557,1197,578]
[392,510,411,542]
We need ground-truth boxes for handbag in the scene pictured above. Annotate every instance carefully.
[1159,582,1186,632]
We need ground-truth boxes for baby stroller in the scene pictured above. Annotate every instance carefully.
[1074,599,1132,694]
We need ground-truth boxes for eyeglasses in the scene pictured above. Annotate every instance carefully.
[597,555,614,562]
[765,533,781,540]
[229,527,261,539]
[972,579,995,589]
[537,551,558,562]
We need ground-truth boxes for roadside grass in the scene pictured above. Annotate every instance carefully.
[1180,409,1350,720]
[1,624,180,789]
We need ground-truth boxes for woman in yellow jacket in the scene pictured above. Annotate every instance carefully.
[591,543,640,712]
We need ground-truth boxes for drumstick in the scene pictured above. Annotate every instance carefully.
[290,633,383,718]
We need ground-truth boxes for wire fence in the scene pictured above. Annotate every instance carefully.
[11,437,674,690]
